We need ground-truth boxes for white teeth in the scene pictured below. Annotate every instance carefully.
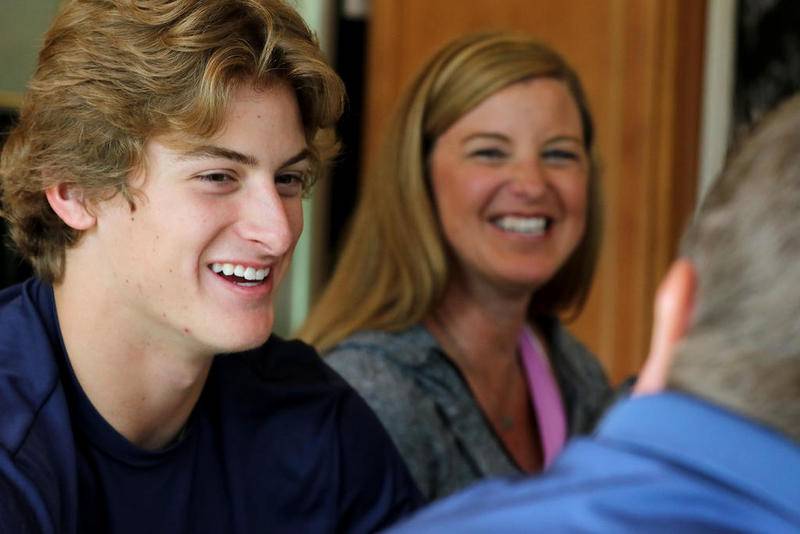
[210,263,270,282]
[495,216,547,234]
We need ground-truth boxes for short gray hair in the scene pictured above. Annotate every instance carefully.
[668,94,800,443]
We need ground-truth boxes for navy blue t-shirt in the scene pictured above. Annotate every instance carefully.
[0,279,422,533]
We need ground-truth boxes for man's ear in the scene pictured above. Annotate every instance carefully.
[45,183,96,230]
[634,259,696,395]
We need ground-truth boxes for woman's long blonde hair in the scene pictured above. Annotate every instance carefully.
[300,31,601,352]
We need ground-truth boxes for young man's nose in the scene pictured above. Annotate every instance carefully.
[238,185,294,255]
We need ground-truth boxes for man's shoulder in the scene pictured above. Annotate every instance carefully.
[211,335,360,422]
[391,433,793,533]
[215,335,424,530]
[0,279,43,343]
[221,331,412,453]
[231,334,346,389]
[0,281,74,533]
[0,278,57,350]
[0,279,63,455]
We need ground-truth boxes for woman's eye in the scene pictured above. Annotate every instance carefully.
[471,147,508,160]
[542,149,580,162]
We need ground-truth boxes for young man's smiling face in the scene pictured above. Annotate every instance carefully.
[88,82,308,356]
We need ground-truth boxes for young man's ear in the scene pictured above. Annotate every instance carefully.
[45,183,96,230]
[634,259,696,395]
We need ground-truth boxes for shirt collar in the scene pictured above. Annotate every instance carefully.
[598,392,800,521]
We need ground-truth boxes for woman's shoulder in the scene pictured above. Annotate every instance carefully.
[322,325,446,439]
[325,324,439,372]
[542,317,614,432]
[545,319,607,381]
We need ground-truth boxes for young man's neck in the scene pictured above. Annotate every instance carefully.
[53,275,214,450]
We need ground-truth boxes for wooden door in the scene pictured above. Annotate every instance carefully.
[363,0,706,383]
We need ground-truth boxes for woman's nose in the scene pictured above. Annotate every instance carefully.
[509,159,548,197]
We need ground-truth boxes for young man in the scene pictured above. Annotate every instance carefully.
[0,1,421,532]
[389,95,800,532]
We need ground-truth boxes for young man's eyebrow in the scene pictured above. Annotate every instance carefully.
[178,145,259,166]
[280,148,312,168]
[177,146,311,168]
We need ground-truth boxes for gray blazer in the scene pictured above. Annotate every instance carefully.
[325,319,613,502]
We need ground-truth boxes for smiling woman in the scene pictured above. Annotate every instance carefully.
[429,78,589,297]
[299,31,612,501]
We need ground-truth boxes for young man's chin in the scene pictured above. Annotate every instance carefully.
[204,313,275,355]
[214,330,273,355]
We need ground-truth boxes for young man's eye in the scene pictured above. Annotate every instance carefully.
[275,173,306,196]
[198,172,235,183]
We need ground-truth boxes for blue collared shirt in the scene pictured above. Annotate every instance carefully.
[389,393,800,533]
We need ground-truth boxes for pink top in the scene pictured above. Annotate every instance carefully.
[518,327,567,467]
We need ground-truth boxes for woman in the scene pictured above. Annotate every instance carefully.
[299,32,612,501]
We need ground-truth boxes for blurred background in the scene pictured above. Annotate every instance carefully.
[2,0,798,383]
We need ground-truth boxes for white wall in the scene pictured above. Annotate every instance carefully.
[697,0,737,203]
[272,0,338,337]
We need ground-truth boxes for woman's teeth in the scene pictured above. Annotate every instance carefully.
[494,216,547,234]
[211,263,270,281]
